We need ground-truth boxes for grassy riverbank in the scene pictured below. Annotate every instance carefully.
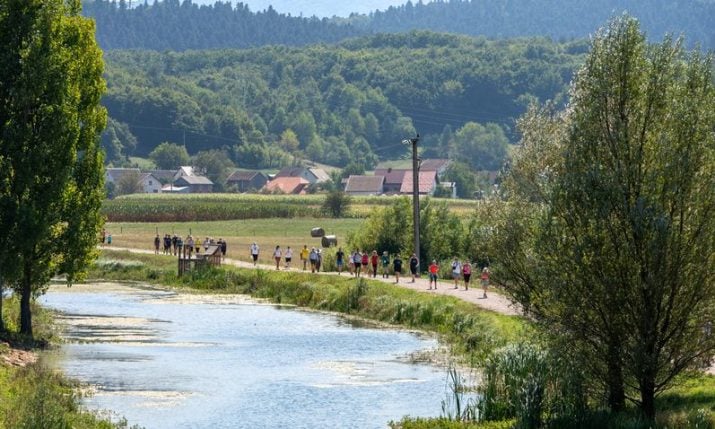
[0,297,136,429]
[91,249,526,363]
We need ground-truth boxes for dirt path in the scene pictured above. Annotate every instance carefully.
[108,246,521,317]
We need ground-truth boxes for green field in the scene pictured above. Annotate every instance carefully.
[106,218,363,265]
[102,193,481,222]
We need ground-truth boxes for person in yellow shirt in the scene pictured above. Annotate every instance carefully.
[300,245,309,271]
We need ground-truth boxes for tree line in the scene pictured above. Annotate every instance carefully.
[83,0,715,51]
[102,32,585,172]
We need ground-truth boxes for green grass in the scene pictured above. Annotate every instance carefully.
[102,193,481,222]
[105,217,362,265]
[127,156,155,170]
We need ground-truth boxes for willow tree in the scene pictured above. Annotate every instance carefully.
[0,0,106,337]
[490,16,715,418]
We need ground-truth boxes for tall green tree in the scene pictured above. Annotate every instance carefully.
[149,141,189,170]
[0,0,107,336]
[490,16,715,418]
[448,122,509,171]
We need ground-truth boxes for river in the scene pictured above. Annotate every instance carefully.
[41,283,450,429]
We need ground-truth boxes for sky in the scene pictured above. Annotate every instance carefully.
[186,0,413,18]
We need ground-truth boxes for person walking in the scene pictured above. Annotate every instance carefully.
[361,251,369,276]
[428,260,439,290]
[462,260,472,291]
[220,238,227,260]
[203,237,210,251]
[381,251,390,278]
[409,254,419,283]
[300,245,309,271]
[393,254,403,283]
[107,232,112,246]
[285,246,293,270]
[349,251,356,276]
[154,234,160,254]
[172,234,178,255]
[481,266,491,298]
[336,248,345,275]
[163,234,171,255]
[186,235,194,259]
[176,235,183,256]
[451,257,462,289]
[273,245,282,270]
[316,249,322,272]
[370,250,379,278]
[250,242,260,266]
[353,251,362,277]
[309,247,318,273]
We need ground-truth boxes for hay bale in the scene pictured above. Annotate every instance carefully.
[311,227,325,238]
[321,235,338,248]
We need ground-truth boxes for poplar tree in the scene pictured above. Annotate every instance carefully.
[0,0,106,337]
[491,16,715,418]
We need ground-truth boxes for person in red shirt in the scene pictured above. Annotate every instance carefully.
[428,260,439,290]
[462,260,472,291]
[370,250,379,278]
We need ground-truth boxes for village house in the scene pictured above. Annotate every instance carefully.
[262,177,309,194]
[105,168,162,194]
[275,166,330,184]
[344,175,385,196]
[225,170,268,192]
[173,174,214,193]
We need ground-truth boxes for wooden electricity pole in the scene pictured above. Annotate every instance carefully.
[408,135,420,267]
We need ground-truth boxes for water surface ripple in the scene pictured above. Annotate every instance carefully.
[41,283,446,429]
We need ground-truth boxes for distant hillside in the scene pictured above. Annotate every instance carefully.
[101,32,586,169]
[83,0,715,51]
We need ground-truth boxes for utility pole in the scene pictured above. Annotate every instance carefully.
[404,134,421,267]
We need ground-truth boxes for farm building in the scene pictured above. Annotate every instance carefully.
[226,170,268,192]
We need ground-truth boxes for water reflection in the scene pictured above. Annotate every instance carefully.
[42,283,447,429]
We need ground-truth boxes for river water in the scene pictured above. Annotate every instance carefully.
[41,283,448,429]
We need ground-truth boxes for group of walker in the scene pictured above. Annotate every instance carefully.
[247,243,492,298]
[250,243,325,273]
[155,233,228,260]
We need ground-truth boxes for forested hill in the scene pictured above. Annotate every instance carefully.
[359,0,715,48]
[84,0,715,51]
[83,0,365,50]
[102,32,586,170]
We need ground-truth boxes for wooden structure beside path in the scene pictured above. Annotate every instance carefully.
[178,244,222,276]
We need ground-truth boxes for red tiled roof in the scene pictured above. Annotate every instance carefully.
[400,171,438,194]
[420,159,450,171]
[373,168,408,185]
[264,177,309,194]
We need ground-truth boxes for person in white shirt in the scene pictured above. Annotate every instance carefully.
[451,257,462,289]
[284,246,293,270]
[273,245,282,270]
[250,242,260,266]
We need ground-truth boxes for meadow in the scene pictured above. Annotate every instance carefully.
[102,193,481,222]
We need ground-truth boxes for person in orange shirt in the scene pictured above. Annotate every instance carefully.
[428,260,439,290]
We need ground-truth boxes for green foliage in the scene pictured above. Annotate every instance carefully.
[99,34,584,167]
[149,142,190,169]
[103,194,324,222]
[322,190,352,218]
[0,365,136,429]
[83,0,715,53]
[449,122,509,172]
[192,149,235,190]
[115,170,144,196]
[349,197,466,267]
[0,0,107,336]
[492,16,715,418]
[443,162,477,199]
